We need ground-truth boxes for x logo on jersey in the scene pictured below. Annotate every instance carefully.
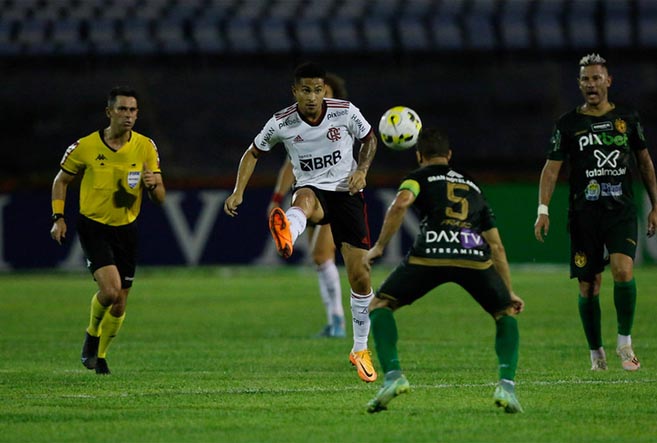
[594,149,620,168]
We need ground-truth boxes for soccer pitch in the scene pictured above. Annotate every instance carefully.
[1,265,656,443]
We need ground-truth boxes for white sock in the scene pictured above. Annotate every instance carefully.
[350,288,373,352]
[285,207,307,244]
[317,259,343,325]
[617,334,632,348]
[590,347,606,362]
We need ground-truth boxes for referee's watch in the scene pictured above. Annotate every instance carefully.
[51,213,65,222]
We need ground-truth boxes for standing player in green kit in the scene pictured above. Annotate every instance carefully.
[535,54,657,371]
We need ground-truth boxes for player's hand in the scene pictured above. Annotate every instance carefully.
[364,244,384,271]
[348,169,367,195]
[509,292,525,314]
[50,219,67,245]
[647,208,657,237]
[534,214,549,242]
[224,193,242,217]
[142,163,157,189]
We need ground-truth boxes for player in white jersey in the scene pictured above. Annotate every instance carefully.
[224,62,379,382]
[267,73,349,339]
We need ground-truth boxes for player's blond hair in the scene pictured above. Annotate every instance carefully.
[579,53,606,67]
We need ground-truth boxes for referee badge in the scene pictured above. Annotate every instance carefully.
[127,171,141,189]
[574,251,587,268]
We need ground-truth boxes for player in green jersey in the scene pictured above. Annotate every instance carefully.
[534,54,657,371]
[364,128,525,414]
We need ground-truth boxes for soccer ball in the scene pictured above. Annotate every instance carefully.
[378,106,422,150]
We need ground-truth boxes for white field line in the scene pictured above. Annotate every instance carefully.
[18,377,656,399]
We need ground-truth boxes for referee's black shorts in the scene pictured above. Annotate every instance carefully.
[77,215,138,288]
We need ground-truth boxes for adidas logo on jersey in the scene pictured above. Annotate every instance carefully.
[293,135,304,143]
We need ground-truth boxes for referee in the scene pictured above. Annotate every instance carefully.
[50,86,165,375]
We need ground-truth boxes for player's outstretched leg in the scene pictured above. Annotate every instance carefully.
[366,370,410,413]
[269,207,293,258]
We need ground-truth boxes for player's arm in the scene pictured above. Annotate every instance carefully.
[365,188,415,265]
[349,130,377,195]
[534,159,563,242]
[635,148,657,237]
[142,163,165,204]
[50,170,76,245]
[267,158,294,215]
[224,143,262,217]
[482,227,524,314]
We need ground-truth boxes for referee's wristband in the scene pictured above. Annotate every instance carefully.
[537,204,549,216]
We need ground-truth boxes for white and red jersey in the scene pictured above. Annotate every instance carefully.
[253,98,372,192]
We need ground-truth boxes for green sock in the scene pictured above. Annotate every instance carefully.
[495,316,519,381]
[370,308,401,373]
[614,279,637,336]
[578,295,602,349]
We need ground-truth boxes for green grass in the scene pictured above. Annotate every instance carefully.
[1,265,657,443]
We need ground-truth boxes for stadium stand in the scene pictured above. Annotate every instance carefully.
[0,0,655,55]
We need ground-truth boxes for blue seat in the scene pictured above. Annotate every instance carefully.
[0,20,20,55]
[294,20,327,53]
[260,18,292,53]
[533,0,566,49]
[500,0,531,49]
[225,18,259,53]
[603,0,632,48]
[51,18,88,55]
[464,0,496,49]
[88,18,123,54]
[567,0,597,48]
[156,18,191,54]
[637,0,657,47]
[192,18,225,53]
[399,17,429,51]
[327,19,361,52]
[122,17,157,54]
[363,17,394,51]
[430,0,465,50]
[16,18,51,54]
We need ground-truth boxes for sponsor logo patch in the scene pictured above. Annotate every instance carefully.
[574,251,587,268]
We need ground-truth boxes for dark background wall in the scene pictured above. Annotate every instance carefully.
[2,0,657,189]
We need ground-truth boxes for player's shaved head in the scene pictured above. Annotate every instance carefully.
[416,128,450,159]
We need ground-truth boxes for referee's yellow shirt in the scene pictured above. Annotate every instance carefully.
[60,130,161,226]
